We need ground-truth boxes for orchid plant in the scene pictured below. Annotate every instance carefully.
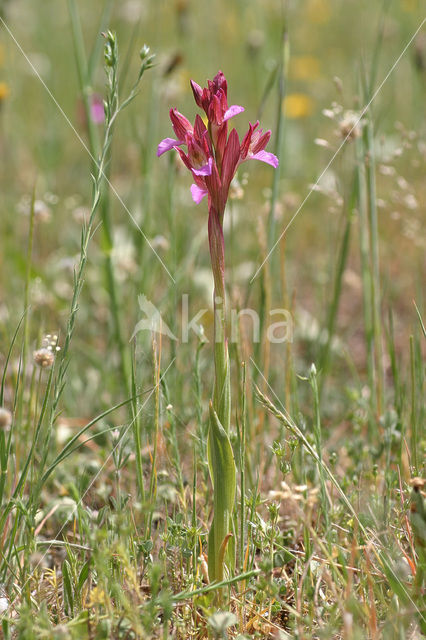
[158,71,278,584]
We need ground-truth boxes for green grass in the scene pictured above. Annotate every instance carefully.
[0,0,425,638]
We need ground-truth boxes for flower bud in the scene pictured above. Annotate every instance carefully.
[139,44,150,60]
[103,31,117,68]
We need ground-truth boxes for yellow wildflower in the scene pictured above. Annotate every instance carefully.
[305,0,332,24]
[224,11,238,40]
[290,56,321,81]
[284,93,314,119]
[88,585,108,607]
[0,82,10,101]
[402,0,418,10]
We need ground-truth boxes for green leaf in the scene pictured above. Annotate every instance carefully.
[208,402,236,582]
[208,348,231,490]
[77,560,90,594]
[62,559,74,616]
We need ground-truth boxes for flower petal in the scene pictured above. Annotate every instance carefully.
[194,114,208,139]
[240,121,258,159]
[190,183,208,204]
[176,147,193,171]
[192,157,213,176]
[157,137,183,157]
[208,94,222,126]
[223,105,245,122]
[251,150,279,168]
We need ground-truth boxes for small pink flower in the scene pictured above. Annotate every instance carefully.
[157,109,193,156]
[176,116,213,177]
[90,94,105,124]
[240,121,279,168]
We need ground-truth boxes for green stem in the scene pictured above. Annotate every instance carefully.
[148,338,160,538]
[239,361,246,573]
[267,28,289,268]
[67,0,100,159]
[355,134,376,431]
[318,174,356,391]
[17,187,36,466]
[309,365,330,535]
[409,335,418,474]
[207,205,236,586]
[365,117,384,416]
[209,206,230,431]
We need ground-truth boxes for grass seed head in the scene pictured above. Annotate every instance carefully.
[33,334,60,369]
[339,110,363,140]
[34,199,52,223]
[33,348,55,368]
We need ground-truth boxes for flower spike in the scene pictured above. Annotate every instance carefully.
[158,70,278,588]
[158,72,277,205]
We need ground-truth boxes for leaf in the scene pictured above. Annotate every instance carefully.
[208,402,236,582]
[62,559,74,616]
[77,560,90,593]
[207,349,231,489]
[209,403,236,518]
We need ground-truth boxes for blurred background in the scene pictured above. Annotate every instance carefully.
[0,0,424,420]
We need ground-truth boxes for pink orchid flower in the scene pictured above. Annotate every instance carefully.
[157,108,193,156]
[240,120,279,167]
[157,71,278,211]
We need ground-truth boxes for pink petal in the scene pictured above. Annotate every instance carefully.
[157,137,183,157]
[192,157,213,177]
[190,183,208,204]
[251,150,279,168]
[90,99,105,124]
[223,105,245,122]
